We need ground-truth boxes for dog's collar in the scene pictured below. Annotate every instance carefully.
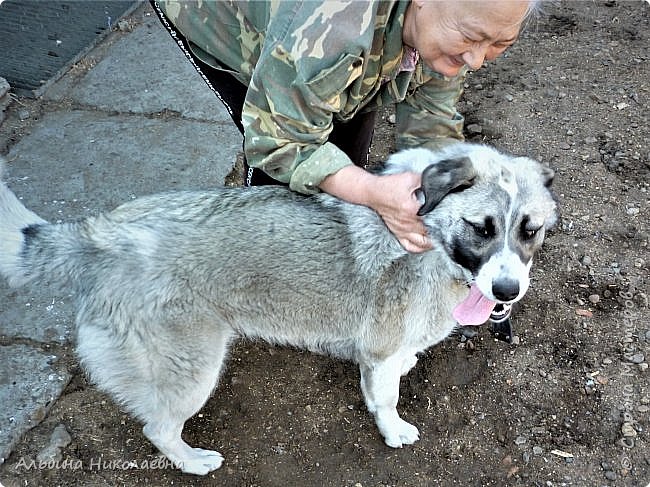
[489,303,512,323]
[490,303,514,344]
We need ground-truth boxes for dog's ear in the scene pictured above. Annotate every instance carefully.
[417,157,476,216]
[514,156,555,188]
[540,165,555,188]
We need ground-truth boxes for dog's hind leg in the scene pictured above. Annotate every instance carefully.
[140,330,233,475]
[400,354,418,376]
[359,352,420,448]
[142,415,223,476]
[78,319,232,475]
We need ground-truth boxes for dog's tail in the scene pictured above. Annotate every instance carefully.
[0,158,76,287]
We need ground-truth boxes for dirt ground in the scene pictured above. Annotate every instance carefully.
[0,1,648,486]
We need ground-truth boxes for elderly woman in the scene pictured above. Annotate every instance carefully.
[151,0,537,253]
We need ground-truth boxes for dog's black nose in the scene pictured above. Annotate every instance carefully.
[492,279,520,302]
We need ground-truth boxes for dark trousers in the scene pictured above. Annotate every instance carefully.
[150,1,377,187]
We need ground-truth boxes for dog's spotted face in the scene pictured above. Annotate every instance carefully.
[403,145,558,306]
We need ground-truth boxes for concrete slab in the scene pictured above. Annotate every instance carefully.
[0,282,72,344]
[44,12,232,123]
[4,110,241,216]
[0,345,70,465]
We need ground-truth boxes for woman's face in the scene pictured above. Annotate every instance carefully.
[403,0,530,77]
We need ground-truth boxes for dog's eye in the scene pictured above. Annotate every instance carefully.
[522,225,542,240]
[520,215,543,241]
[464,217,495,238]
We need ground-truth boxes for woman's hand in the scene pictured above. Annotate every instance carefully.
[319,165,433,253]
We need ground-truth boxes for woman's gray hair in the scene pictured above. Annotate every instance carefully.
[526,0,544,17]
[522,0,547,28]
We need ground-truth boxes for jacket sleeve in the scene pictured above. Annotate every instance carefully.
[241,3,374,195]
[395,68,467,151]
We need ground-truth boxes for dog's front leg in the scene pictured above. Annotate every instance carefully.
[359,354,420,448]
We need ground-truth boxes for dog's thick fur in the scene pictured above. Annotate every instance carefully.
[0,144,557,475]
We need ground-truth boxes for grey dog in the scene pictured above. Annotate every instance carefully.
[0,143,557,475]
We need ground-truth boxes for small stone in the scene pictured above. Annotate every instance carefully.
[50,424,72,448]
[585,136,598,144]
[589,92,605,103]
[467,123,483,134]
[18,109,30,121]
[533,446,543,455]
[626,353,645,364]
[514,435,527,446]
[387,113,396,124]
[604,470,617,481]
[626,207,640,216]
[559,142,571,150]
[117,19,131,31]
[581,255,592,266]
[36,444,61,463]
[588,294,601,304]
[602,357,613,365]
[0,76,8,92]
[639,363,648,372]
[504,94,514,102]
[550,449,574,459]
[621,422,637,438]
[596,375,609,385]
[461,327,478,339]
[271,444,286,455]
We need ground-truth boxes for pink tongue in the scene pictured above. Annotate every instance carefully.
[453,283,497,326]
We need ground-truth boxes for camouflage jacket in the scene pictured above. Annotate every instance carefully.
[159,1,466,194]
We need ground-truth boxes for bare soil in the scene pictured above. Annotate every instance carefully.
[0,2,648,486]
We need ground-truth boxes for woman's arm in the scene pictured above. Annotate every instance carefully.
[319,165,432,253]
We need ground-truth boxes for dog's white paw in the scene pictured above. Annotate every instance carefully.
[381,417,420,448]
[178,448,224,476]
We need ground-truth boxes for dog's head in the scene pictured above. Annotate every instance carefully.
[385,143,558,310]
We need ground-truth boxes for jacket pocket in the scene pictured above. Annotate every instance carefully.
[302,53,364,103]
